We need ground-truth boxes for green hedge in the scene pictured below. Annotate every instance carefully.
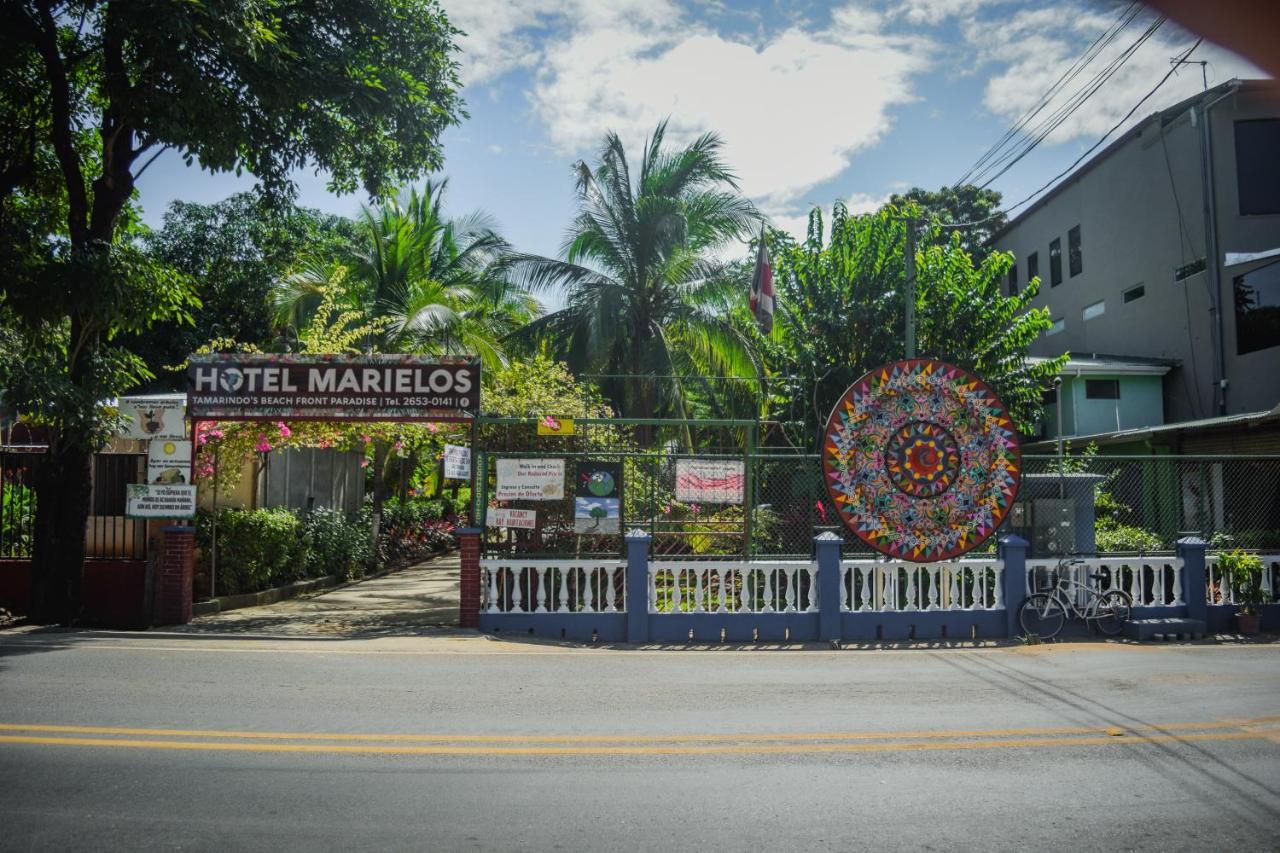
[196,500,455,598]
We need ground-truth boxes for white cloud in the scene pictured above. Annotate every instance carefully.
[528,2,929,205]
[764,191,894,243]
[965,6,1265,151]
[487,144,504,154]
[895,0,1006,26]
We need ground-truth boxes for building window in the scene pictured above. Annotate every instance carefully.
[1049,238,1063,286]
[1123,284,1145,303]
[1047,317,1064,336]
[1082,300,1105,321]
[1233,258,1280,355]
[1085,379,1120,399]
[1008,262,1019,296]
[1027,251,1039,284]
[1235,119,1280,215]
[1041,387,1057,405]
[1068,225,1082,277]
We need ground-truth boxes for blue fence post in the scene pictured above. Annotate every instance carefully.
[815,532,843,642]
[625,528,651,643]
[1177,536,1208,624]
[998,535,1029,638]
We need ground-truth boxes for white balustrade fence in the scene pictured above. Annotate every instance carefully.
[840,560,1004,612]
[1025,558,1184,607]
[648,561,818,614]
[480,559,625,614]
[1206,554,1280,605]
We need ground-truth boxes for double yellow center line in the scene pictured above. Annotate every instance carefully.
[0,717,1277,757]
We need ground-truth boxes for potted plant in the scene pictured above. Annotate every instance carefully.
[1222,550,1266,634]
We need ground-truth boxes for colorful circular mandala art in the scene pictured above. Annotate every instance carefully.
[822,359,1021,562]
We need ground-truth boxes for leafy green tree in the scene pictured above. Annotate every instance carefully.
[1,0,464,623]
[507,121,762,423]
[126,194,361,386]
[275,181,537,366]
[770,201,1064,443]
[888,185,1006,261]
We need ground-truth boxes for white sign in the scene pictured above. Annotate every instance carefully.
[486,507,537,530]
[675,459,745,503]
[148,439,192,484]
[118,396,186,440]
[443,444,471,480]
[495,458,565,501]
[126,484,197,519]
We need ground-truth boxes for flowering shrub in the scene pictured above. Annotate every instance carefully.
[303,508,373,580]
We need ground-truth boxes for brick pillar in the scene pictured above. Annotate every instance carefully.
[457,527,482,628]
[155,525,195,626]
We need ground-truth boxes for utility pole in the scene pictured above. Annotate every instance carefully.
[904,218,918,359]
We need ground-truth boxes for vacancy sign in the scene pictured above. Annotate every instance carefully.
[486,508,537,530]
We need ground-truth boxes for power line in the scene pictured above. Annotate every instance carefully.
[938,39,1204,231]
[954,1,1142,187]
[967,15,1166,190]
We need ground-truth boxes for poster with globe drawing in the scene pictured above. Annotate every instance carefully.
[821,359,1021,562]
[575,461,622,534]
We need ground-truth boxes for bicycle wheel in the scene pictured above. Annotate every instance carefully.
[1019,592,1067,640]
[1092,590,1132,636]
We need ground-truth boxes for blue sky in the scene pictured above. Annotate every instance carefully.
[135,0,1261,307]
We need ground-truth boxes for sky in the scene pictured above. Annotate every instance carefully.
[134,0,1264,308]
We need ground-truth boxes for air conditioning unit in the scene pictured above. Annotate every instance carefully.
[1033,498,1075,555]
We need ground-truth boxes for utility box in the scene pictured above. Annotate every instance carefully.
[1033,498,1075,555]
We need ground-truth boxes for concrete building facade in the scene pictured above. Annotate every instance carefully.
[992,79,1280,428]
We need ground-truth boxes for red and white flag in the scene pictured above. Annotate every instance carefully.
[748,225,774,334]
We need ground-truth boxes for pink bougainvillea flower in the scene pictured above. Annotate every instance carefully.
[361,434,372,444]
[277,422,292,438]
[360,459,370,468]
[255,434,272,453]
[426,422,440,434]
[394,440,404,450]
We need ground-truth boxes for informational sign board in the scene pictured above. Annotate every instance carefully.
[486,507,537,530]
[495,458,565,501]
[443,444,471,480]
[186,354,479,421]
[675,459,745,504]
[148,439,192,484]
[118,395,187,440]
[126,484,197,519]
[536,416,575,436]
[575,460,622,534]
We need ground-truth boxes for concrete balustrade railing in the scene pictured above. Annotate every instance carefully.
[480,559,625,614]
[1206,554,1280,605]
[648,560,818,614]
[1024,557,1185,607]
[840,560,1004,612]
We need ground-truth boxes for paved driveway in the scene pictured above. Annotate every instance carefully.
[175,553,460,637]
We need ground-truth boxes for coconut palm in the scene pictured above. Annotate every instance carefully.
[274,180,537,364]
[507,121,762,421]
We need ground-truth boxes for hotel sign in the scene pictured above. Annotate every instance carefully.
[187,354,479,421]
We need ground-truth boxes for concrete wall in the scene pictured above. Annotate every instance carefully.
[993,83,1280,424]
[1044,374,1164,439]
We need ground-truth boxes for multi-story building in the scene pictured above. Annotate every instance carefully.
[991,78,1280,444]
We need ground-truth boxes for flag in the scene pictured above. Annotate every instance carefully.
[749,225,774,334]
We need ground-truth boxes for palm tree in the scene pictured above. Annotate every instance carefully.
[507,121,762,422]
[274,180,538,364]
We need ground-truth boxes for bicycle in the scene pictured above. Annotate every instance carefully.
[1018,556,1133,640]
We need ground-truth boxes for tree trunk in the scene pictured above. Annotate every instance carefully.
[369,441,389,557]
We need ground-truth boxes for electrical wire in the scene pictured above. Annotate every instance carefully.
[968,15,1167,190]
[954,2,1142,188]
[937,39,1204,231]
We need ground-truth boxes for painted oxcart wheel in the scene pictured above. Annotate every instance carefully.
[821,359,1020,562]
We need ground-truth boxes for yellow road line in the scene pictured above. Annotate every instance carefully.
[0,729,1276,757]
[0,717,1276,746]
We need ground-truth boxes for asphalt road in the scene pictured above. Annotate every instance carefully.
[0,630,1277,852]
